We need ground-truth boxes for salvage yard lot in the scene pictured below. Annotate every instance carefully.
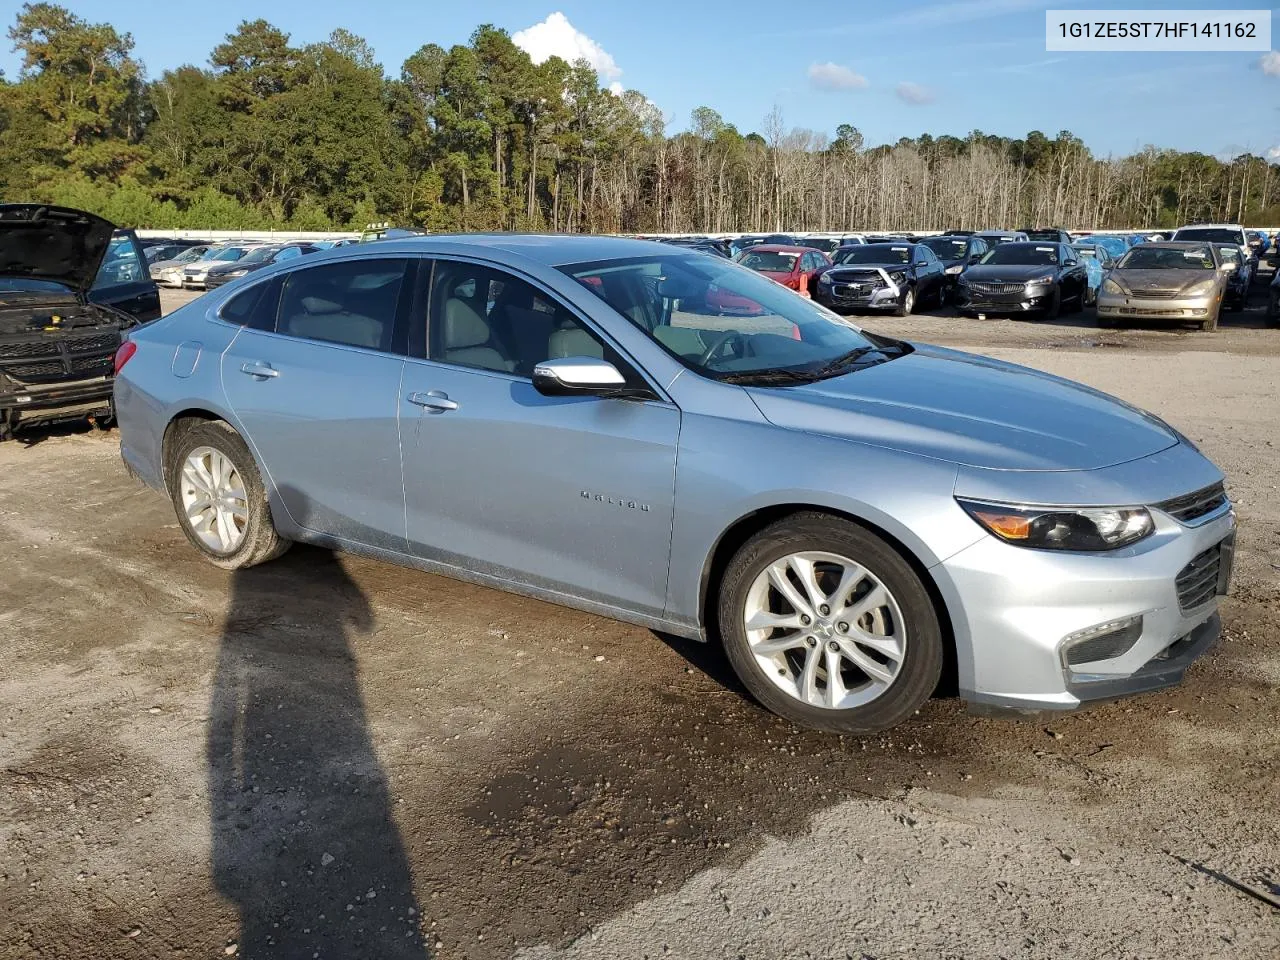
[3,281,1279,959]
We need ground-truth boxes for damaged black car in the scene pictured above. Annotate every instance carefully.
[0,205,159,440]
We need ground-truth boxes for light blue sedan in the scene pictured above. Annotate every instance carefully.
[113,235,1235,733]
[1079,235,1129,261]
[1069,243,1112,305]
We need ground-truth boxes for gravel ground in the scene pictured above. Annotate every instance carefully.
[2,273,1277,960]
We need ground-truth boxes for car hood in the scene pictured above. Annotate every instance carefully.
[745,344,1178,471]
[0,204,116,295]
[1109,269,1217,295]
[962,263,1059,282]
[826,264,904,275]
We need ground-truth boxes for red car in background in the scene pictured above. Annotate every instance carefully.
[707,244,831,315]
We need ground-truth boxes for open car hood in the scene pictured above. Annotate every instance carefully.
[0,204,116,295]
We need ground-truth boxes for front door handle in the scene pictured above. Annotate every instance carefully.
[240,361,279,379]
[407,390,458,413]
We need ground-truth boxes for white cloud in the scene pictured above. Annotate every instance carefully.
[608,81,624,95]
[807,62,868,91]
[1269,145,1280,160]
[895,81,934,105]
[1262,51,1280,77]
[513,12,622,80]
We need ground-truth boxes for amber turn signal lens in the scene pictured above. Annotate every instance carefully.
[972,510,1032,540]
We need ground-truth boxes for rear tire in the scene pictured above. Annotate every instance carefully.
[166,419,290,569]
[717,513,943,734]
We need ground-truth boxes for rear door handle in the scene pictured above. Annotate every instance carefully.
[240,361,279,379]
[407,390,458,413]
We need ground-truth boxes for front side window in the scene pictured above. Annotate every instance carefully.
[561,253,901,386]
[275,259,408,351]
[427,261,613,377]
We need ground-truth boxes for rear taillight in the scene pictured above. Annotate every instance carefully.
[113,340,137,375]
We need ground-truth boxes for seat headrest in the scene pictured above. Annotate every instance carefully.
[299,295,342,314]
[444,298,491,349]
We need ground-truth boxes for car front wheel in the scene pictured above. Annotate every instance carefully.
[895,287,915,317]
[717,513,943,734]
[166,419,291,569]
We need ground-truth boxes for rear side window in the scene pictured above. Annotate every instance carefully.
[219,278,280,330]
[276,259,409,352]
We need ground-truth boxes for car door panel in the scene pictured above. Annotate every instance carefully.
[399,257,681,618]
[400,364,679,615]
[219,259,411,550]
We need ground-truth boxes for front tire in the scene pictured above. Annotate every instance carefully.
[1199,303,1220,332]
[166,420,290,569]
[895,287,916,317]
[717,513,944,734]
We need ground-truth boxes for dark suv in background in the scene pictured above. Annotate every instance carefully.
[0,204,159,439]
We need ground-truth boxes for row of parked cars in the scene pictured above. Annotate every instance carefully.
[143,237,355,290]
[648,224,1277,332]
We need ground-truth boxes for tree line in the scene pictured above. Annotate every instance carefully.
[1,3,1277,233]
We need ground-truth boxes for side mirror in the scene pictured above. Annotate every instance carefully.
[533,356,630,397]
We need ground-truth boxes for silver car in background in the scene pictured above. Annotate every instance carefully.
[113,235,1234,734]
[149,244,215,287]
[1096,242,1228,331]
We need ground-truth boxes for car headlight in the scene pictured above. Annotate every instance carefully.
[956,498,1154,551]
[1025,275,1055,287]
[818,273,833,285]
[888,271,906,284]
[1183,280,1214,297]
[945,264,963,275]
[1101,278,1124,295]
[226,269,248,277]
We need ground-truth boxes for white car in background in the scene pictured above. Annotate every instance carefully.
[181,244,265,289]
[1171,224,1252,264]
[149,244,215,287]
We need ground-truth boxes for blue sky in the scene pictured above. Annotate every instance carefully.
[4,0,1278,158]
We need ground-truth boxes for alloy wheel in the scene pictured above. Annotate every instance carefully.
[743,551,907,710]
[179,446,249,554]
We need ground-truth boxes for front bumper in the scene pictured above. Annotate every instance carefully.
[814,281,903,312]
[1096,290,1217,321]
[942,498,1235,714]
[956,284,1054,314]
[1,376,114,423]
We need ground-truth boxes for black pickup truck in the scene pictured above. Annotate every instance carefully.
[0,205,160,439]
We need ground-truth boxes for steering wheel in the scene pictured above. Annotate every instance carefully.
[698,329,746,367]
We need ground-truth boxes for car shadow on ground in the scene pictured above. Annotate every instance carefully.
[207,539,430,959]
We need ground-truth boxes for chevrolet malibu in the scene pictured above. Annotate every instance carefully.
[114,236,1235,734]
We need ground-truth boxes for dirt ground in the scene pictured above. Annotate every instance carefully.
[2,272,1278,960]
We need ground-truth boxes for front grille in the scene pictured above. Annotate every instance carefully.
[1175,543,1223,612]
[8,361,65,379]
[0,340,53,359]
[969,281,1026,295]
[0,329,120,384]
[1129,288,1181,299]
[69,355,112,375]
[1158,483,1227,524]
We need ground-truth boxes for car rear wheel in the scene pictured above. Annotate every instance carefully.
[717,513,943,734]
[166,420,290,569]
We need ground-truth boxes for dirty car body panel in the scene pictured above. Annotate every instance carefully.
[115,235,1235,718]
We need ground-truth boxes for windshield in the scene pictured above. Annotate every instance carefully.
[0,278,72,294]
[980,244,1060,265]
[798,238,838,253]
[1023,230,1062,242]
[173,246,207,263]
[737,250,798,272]
[1073,245,1100,259]
[921,237,969,261]
[238,246,278,265]
[213,247,248,262]
[977,234,1020,245]
[1174,228,1242,245]
[560,254,901,385]
[833,245,912,265]
[1118,246,1215,270]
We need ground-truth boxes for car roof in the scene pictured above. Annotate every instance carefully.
[361,233,687,267]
